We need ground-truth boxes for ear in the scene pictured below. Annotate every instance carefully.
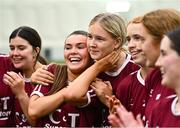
[114,38,122,50]
[33,47,40,58]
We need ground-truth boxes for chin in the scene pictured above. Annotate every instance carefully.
[91,56,100,61]
[13,64,22,69]
[146,61,154,68]
[161,79,170,87]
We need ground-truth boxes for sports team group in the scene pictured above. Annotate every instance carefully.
[1,8,180,127]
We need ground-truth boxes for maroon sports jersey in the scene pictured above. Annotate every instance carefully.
[98,54,139,126]
[31,64,103,127]
[148,95,180,127]
[116,69,147,124]
[144,68,175,124]
[0,55,16,126]
[98,54,140,94]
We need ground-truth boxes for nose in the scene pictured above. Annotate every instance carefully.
[71,47,78,54]
[127,40,135,50]
[88,39,97,48]
[11,48,19,56]
[155,56,161,67]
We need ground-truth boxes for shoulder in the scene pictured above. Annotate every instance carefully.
[153,95,176,111]
[0,54,10,63]
[146,68,161,82]
[116,71,138,95]
[47,63,67,73]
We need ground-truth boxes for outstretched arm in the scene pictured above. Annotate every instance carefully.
[29,51,119,120]
[64,51,119,102]
[28,87,66,121]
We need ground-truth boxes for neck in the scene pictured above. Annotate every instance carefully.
[23,62,43,78]
[34,61,43,70]
[23,68,34,78]
[140,67,152,80]
[109,51,126,72]
[67,69,79,82]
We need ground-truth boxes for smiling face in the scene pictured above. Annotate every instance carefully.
[156,36,180,88]
[9,36,37,70]
[127,23,146,66]
[64,34,91,74]
[87,22,118,61]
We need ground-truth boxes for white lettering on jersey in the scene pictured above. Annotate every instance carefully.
[49,109,61,124]
[156,94,161,100]
[16,112,27,125]
[1,97,10,110]
[48,109,80,127]
[0,97,11,120]
[149,89,154,97]
[45,123,62,128]
[68,113,79,127]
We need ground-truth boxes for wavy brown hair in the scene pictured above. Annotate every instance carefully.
[46,64,68,95]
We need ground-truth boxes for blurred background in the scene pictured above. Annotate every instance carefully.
[0,0,179,62]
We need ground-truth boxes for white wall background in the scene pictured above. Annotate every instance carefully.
[0,0,179,61]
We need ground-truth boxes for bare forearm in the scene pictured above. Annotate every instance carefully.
[16,92,36,126]
[65,62,101,101]
[65,51,118,101]
[28,89,65,120]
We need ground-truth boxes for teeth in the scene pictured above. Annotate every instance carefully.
[13,58,21,62]
[70,57,81,62]
[71,61,79,64]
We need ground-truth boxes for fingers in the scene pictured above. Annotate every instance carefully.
[108,113,122,127]
[39,68,54,79]
[104,81,112,89]
[104,81,111,86]
[38,77,53,84]
[18,72,24,79]
[31,66,54,85]
[136,114,144,126]
[3,72,18,85]
[3,74,11,85]
[90,84,96,91]
[3,71,23,87]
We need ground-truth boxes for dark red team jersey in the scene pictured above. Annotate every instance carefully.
[98,54,140,125]
[0,55,16,126]
[116,69,147,124]
[98,54,140,94]
[148,95,180,127]
[31,64,103,127]
[144,68,175,124]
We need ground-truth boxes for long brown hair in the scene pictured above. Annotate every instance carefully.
[46,64,68,95]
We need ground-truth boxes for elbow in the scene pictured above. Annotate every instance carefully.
[64,93,78,101]
[28,106,39,121]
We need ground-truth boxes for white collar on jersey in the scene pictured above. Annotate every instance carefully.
[137,69,145,86]
[24,77,31,82]
[171,95,180,115]
[105,54,131,76]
